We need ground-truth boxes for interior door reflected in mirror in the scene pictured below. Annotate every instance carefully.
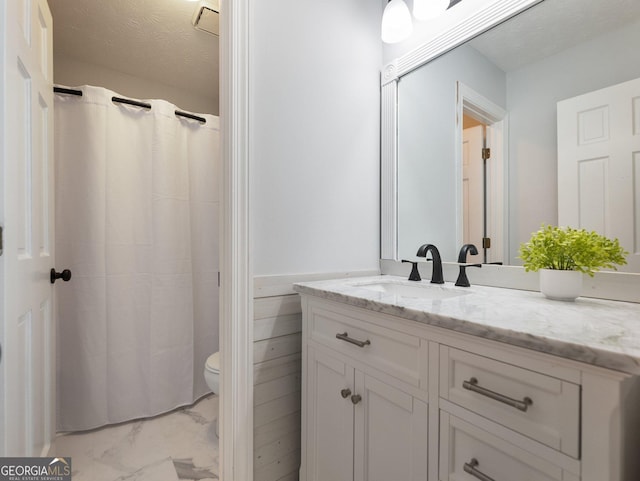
[462,121,485,258]
[459,83,506,266]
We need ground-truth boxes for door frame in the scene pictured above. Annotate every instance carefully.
[455,82,508,264]
[220,1,254,481]
[0,0,6,456]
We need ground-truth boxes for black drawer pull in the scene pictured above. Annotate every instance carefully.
[464,458,495,481]
[462,377,533,412]
[336,332,371,348]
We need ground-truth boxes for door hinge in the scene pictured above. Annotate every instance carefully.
[482,148,491,160]
[218,271,220,287]
[0,225,3,256]
[482,237,491,249]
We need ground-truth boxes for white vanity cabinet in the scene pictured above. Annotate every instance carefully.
[298,291,640,481]
[301,298,429,481]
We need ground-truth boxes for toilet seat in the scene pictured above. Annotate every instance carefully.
[206,351,220,373]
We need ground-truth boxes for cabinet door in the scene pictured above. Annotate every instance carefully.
[306,347,355,481]
[354,372,429,481]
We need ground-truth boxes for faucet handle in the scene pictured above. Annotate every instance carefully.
[401,260,422,282]
[456,244,482,287]
[455,264,482,287]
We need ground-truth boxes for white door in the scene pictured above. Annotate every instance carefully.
[353,372,428,481]
[1,0,56,456]
[305,347,354,481]
[558,77,640,272]
[462,126,485,255]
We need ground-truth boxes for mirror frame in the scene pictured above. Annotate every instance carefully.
[380,0,541,260]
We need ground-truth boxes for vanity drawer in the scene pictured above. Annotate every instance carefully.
[440,346,580,458]
[439,412,579,481]
[307,302,425,389]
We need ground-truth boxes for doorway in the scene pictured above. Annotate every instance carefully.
[51,0,222,472]
[456,82,507,265]
[2,1,253,479]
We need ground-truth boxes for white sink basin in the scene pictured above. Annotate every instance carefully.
[354,280,469,300]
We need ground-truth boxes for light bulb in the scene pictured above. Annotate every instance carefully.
[381,0,413,44]
[413,0,449,21]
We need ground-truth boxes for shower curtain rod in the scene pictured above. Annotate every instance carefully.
[53,86,207,124]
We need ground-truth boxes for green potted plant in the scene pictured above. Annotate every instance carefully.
[519,225,628,300]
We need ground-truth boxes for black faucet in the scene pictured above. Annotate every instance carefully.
[416,244,444,284]
[401,260,421,281]
[455,244,482,287]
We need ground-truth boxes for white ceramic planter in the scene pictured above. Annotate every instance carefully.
[539,269,583,301]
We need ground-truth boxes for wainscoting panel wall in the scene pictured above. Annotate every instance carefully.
[253,271,378,481]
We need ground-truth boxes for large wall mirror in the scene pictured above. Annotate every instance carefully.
[382,0,640,273]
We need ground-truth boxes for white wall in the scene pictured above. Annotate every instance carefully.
[249,0,382,276]
[54,55,218,115]
[506,18,640,263]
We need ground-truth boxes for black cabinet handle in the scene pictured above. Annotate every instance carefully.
[464,458,495,481]
[336,332,371,348]
[50,268,72,284]
[463,377,533,412]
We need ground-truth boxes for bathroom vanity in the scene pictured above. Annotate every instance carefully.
[294,277,640,481]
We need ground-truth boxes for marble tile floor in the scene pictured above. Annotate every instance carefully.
[54,394,219,481]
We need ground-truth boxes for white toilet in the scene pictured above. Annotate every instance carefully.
[204,351,220,436]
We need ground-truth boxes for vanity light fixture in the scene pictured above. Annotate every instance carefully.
[413,0,450,20]
[381,0,413,44]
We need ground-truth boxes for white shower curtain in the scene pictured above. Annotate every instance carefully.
[54,86,219,431]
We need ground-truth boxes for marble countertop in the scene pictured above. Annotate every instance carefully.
[293,275,640,375]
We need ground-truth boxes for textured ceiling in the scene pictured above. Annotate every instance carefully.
[470,0,640,72]
[50,0,218,103]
